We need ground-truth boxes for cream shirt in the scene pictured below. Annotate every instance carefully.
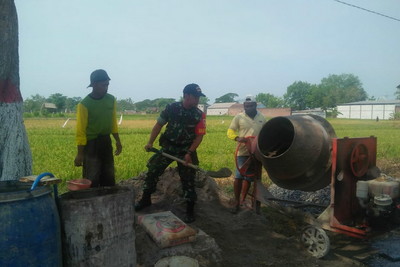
[227,112,267,156]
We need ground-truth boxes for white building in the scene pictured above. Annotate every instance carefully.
[337,100,400,120]
[206,102,236,115]
[292,108,326,118]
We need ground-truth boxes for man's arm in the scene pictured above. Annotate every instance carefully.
[75,103,87,167]
[144,122,163,151]
[74,145,85,166]
[184,134,204,164]
[227,117,247,143]
[111,99,122,155]
[188,134,203,153]
[112,133,122,155]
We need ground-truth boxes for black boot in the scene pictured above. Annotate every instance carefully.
[135,192,152,211]
[184,201,195,223]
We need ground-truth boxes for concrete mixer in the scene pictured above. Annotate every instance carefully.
[247,114,400,258]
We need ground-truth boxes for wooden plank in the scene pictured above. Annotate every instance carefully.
[19,175,62,185]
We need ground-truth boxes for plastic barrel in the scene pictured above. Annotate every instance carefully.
[0,181,62,266]
[257,115,336,191]
[59,186,136,267]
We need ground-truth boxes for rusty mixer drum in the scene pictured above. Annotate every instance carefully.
[257,115,336,191]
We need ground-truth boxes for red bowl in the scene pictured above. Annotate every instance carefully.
[67,179,92,191]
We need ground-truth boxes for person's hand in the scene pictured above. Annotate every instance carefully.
[74,154,83,167]
[184,153,193,166]
[144,143,153,152]
[115,141,122,156]
[236,137,247,143]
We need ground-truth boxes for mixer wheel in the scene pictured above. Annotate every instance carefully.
[300,225,330,258]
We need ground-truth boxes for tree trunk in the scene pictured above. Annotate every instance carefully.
[0,0,32,181]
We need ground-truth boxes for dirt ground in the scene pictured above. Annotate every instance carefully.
[117,161,400,267]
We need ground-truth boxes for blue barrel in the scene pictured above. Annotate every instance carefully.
[0,180,62,266]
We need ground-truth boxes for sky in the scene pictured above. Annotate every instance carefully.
[14,0,400,103]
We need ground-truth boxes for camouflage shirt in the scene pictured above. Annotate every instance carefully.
[157,102,206,148]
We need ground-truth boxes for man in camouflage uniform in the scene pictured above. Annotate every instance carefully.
[135,83,206,223]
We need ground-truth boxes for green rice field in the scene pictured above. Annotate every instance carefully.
[24,115,400,193]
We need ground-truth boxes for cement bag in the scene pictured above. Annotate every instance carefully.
[138,211,196,248]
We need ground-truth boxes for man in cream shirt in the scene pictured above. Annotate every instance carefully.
[227,95,266,213]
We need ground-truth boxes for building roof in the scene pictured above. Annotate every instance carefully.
[337,100,400,106]
[42,103,57,109]
[229,102,266,109]
[292,108,324,113]
[207,102,237,109]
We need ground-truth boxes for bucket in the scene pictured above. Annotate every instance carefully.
[59,186,136,267]
[0,180,62,266]
[257,115,336,191]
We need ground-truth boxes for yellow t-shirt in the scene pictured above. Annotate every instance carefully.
[227,112,266,156]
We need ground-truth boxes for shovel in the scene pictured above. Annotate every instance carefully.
[148,147,232,178]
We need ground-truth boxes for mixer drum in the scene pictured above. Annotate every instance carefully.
[257,115,336,191]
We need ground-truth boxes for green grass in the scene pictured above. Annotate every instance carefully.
[24,116,400,193]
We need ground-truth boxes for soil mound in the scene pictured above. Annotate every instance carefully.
[120,168,364,267]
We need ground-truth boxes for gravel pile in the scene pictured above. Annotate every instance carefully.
[268,184,331,214]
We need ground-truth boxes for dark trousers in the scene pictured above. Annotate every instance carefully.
[143,148,198,202]
[83,135,115,187]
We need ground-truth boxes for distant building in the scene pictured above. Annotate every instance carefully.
[123,110,137,114]
[206,102,291,118]
[337,100,400,120]
[41,102,57,113]
[257,108,291,118]
[206,102,236,115]
[292,108,326,118]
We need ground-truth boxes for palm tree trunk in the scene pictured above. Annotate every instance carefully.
[0,0,32,180]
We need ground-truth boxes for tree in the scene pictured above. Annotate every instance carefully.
[23,94,46,113]
[0,0,32,180]
[306,85,324,109]
[283,81,313,110]
[215,93,238,103]
[283,74,367,111]
[395,84,400,100]
[199,96,209,105]
[134,99,152,112]
[47,93,67,112]
[117,98,135,112]
[154,98,175,110]
[133,98,177,113]
[319,74,367,108]
[255,93,284,108]
[178,96,209,105]
[65,96,82,112]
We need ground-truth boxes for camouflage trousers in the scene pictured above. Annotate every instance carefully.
[143,147,198,202]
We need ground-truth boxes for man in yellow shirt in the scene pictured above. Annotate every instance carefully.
[227,95,266,213]
[74,69,122,187]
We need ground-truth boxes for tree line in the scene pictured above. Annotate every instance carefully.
[216,73,374,111]
[23,73,383,115]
